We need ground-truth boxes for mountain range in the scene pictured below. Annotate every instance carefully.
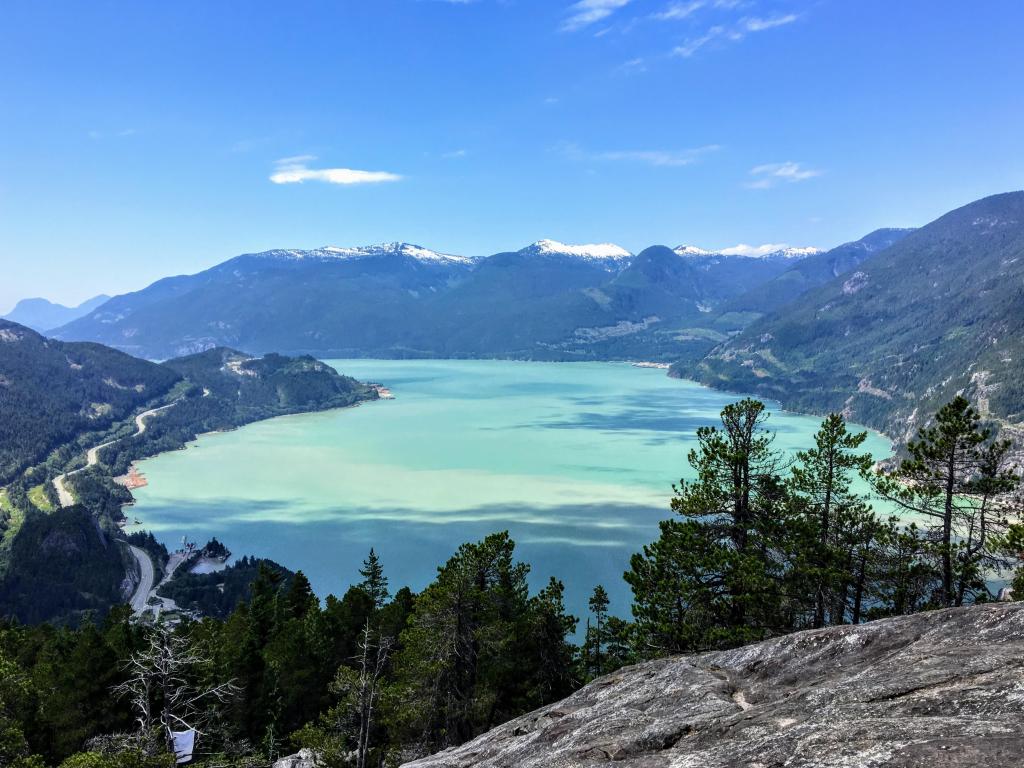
[50,239,824,362]
[32,190,1024,442]
[2,294,110,333]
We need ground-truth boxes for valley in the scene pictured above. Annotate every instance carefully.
[4,5,1023,766]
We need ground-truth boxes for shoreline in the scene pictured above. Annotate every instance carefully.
[122,392,387,519]
[126,361,896,516]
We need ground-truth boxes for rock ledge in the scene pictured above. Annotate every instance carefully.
[403,603,1024,767]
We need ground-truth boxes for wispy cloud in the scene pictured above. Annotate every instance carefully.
[88,128,136,140]
[741,13,798,31]
[618,57,648,74]
[562,0,632,32]
[270,156,402,185]
[560,142,720,167]
[744,161,822,189]
[672,11,799,58]
[653,0,748,23]
[598,146,719,166]
[442,148,469,159]
[673,25,725,57]
[653,1,705,21]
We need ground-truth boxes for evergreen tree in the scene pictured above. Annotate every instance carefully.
[787,413,876,627]
[524,578,578,704]
[584,585,609,678]
[284,571,318,620]
[625,399,792,653]
[876,397,1018,606]
[392,532,530,752]
[358,549,390,611]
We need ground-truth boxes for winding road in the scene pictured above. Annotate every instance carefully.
[128,544,155,613]
[52,402,178,507]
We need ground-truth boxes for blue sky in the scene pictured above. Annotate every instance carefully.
[1,0,1022,311]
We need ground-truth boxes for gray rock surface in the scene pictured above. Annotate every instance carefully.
[403,603,1024,767]
[273,748,319,768]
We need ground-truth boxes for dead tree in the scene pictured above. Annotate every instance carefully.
[115,623,238,755]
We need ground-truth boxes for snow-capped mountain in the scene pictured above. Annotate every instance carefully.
[519,239,633,262]
[763,246,824,259]
[674,244,822,260]
[256,242,473,264]
[53,230,890,361]
[673,245,715,257]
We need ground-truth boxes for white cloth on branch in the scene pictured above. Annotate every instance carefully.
[171,729,196,764]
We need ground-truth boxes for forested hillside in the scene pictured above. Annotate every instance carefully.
[676,192,1024,441]
[100,348,377,475]
[0,320,180,484]
[0,335,378,625]
[717,228,915,320]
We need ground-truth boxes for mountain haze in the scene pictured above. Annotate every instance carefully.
[2,294,110,332]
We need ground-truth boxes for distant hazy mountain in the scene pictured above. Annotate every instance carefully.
[53,240,817,361]
[3,294,110,332]
[718,229,916,321]
[675,192,1024,440]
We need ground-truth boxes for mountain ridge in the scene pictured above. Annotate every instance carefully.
[673,191,1024,441]
[50,239,818,360]
[2,294,110,332]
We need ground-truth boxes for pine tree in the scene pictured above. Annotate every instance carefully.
[358,548,390,610]
[392,532,530,752]
[524,578,578,704]
[585,585,609,677]
[625,399,792,653]
[876,397,1018,606]
[787,413,876,627]
[284,571,318,619]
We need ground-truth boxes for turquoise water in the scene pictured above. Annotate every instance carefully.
[131,360,892,621]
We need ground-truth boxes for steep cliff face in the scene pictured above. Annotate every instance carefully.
[403,603,1024,768]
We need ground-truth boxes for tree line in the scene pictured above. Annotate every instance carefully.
[1,396,1021,768]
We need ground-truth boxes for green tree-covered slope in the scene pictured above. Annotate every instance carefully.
[0,320,180,484]
[675,192,1024,441]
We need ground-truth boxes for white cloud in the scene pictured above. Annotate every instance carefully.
[618,57,648,73]
[270,156,402,185]
[653,1,704,21]
[741,13,798,31]
[719,242,789,256]
[673,25,724,57]
[442,149,468,158]
[558,141,720,167]
[562,0,632,32]
[596,145,720,166]
[672,11,799,58]
[744,161,822,189]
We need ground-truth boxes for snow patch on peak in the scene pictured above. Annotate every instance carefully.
[718,243,821,259]
[263,243,471,264]
[522,239,632,261]
[673,245,715,257]
[769,246,823,259]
